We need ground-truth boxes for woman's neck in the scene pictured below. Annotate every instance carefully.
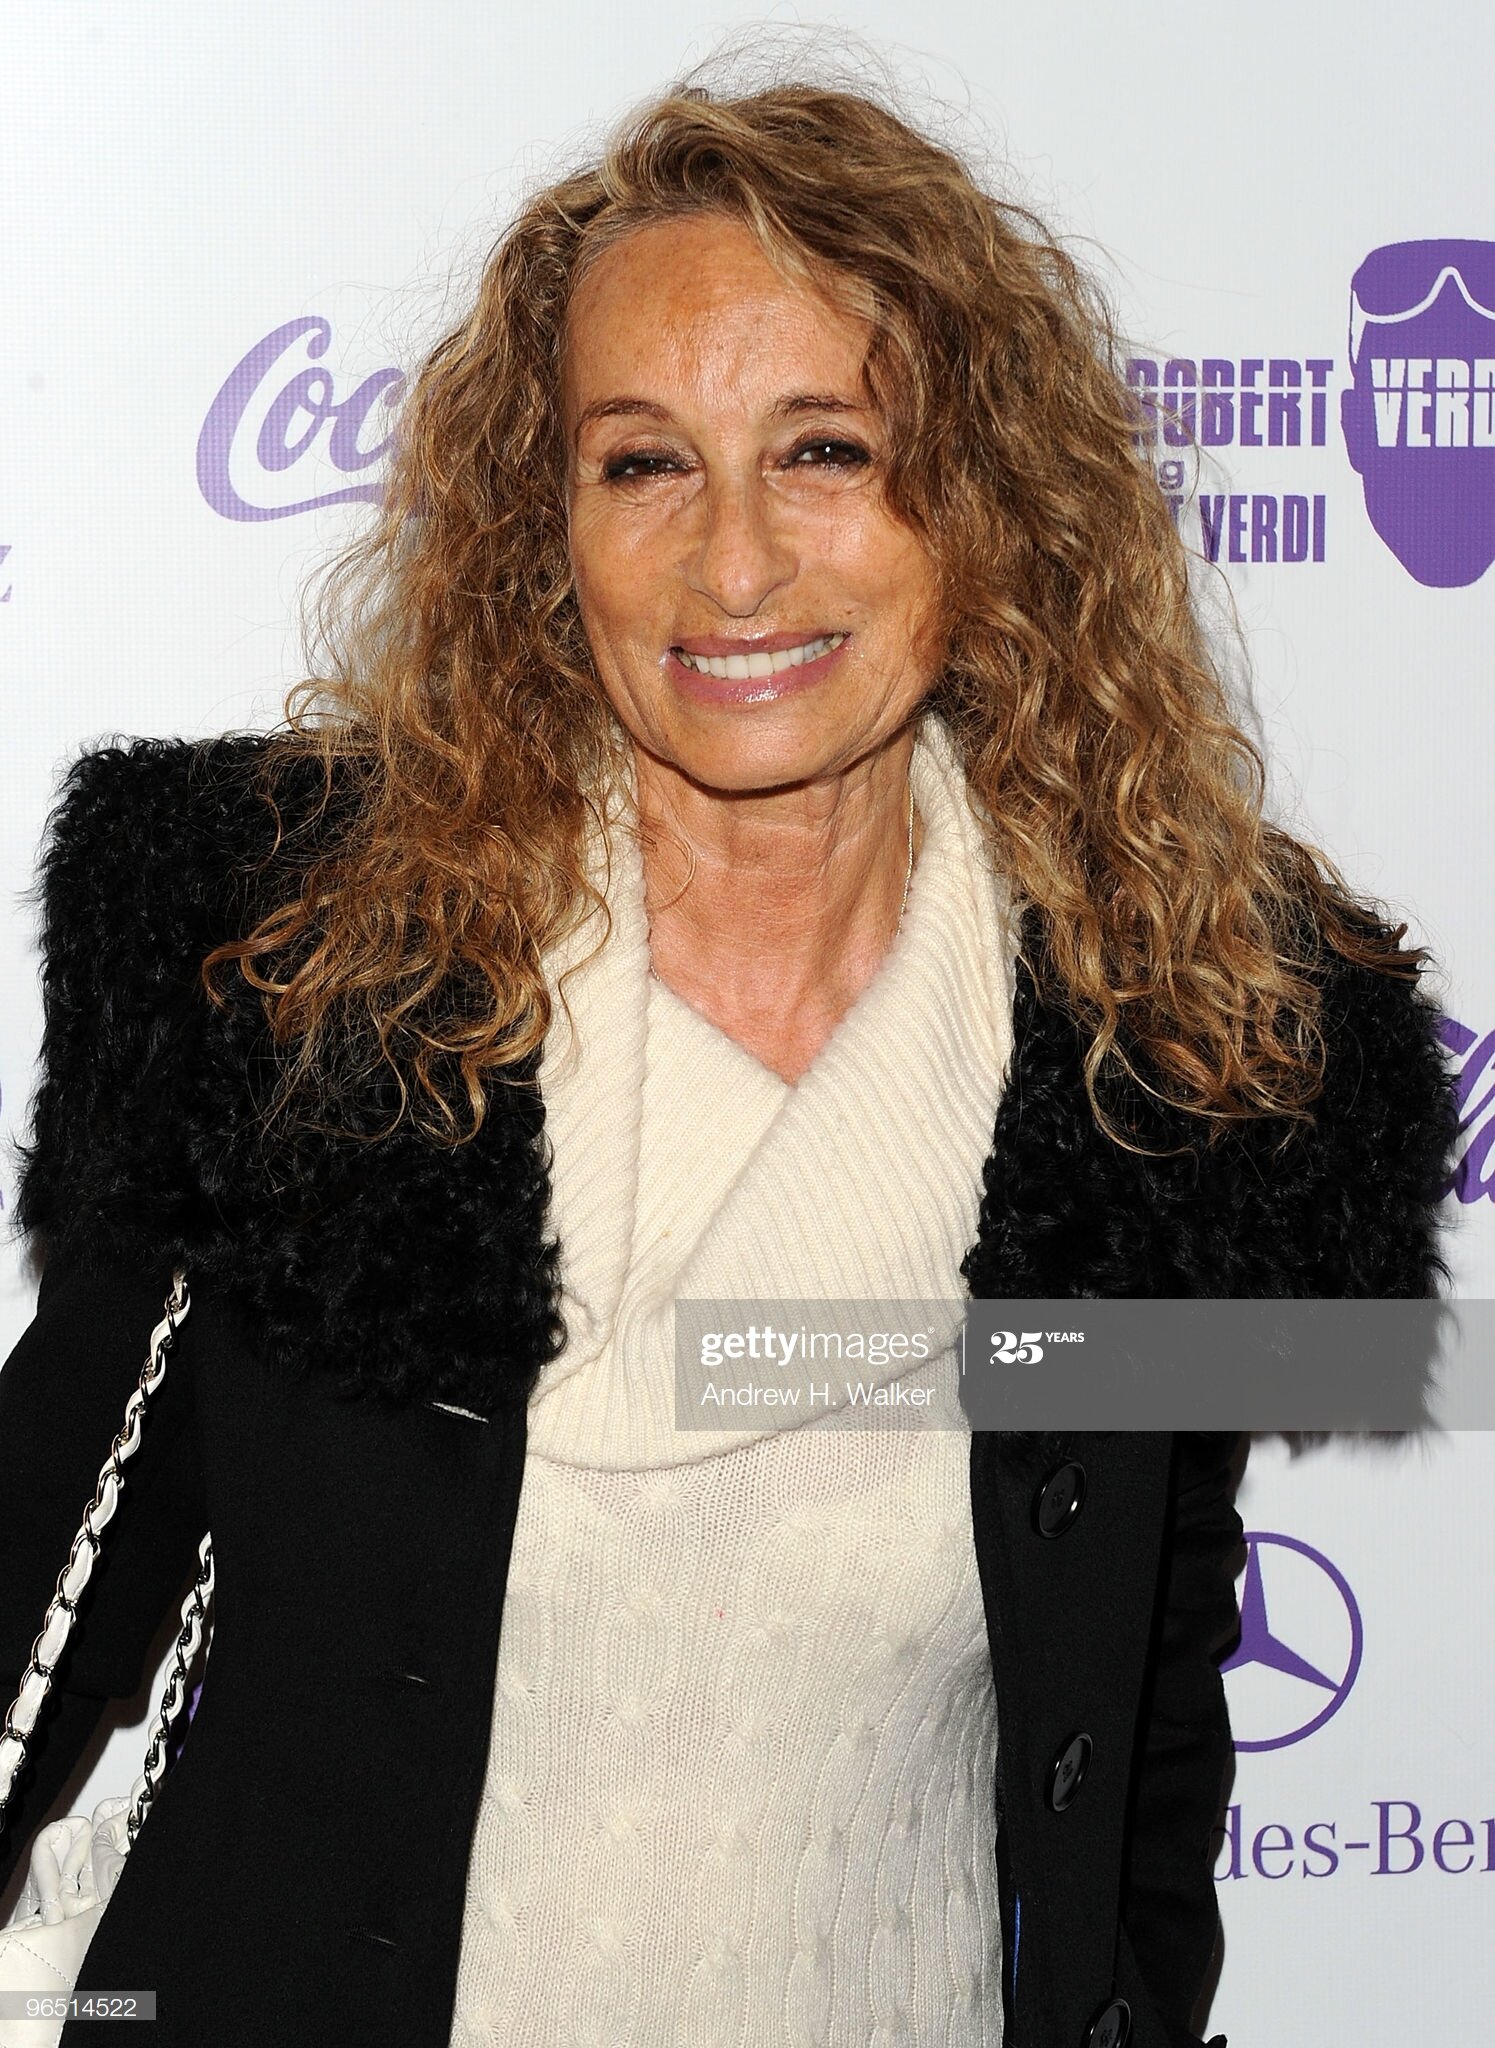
[633,732,924,1084]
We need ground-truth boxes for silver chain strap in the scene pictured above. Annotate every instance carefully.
[0,1269,213,1840]
[125,1531,213,1842]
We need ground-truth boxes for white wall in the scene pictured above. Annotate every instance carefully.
[3,4,1490,2036]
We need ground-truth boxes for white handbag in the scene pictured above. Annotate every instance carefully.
[0,1272,213,2048]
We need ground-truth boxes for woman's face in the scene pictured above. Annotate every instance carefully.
[562,213,944,798]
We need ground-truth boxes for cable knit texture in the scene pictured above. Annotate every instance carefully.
[448,712,1019,2046]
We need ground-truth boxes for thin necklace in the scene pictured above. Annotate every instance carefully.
[896,775,915,932]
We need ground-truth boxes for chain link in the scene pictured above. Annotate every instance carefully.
[127,1532,214,1842]
[0,1269,212,1838]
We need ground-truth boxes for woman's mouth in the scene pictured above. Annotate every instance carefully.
[674,632,848,680]
[667,632,851,704]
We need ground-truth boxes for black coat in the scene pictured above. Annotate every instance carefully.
[0,739,1460,2048]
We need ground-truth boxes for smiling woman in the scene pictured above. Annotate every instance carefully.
[197,78,1425,1154]
[564,210,941,1075]
[190,82,1431,1163]
[0,62,1458,2048]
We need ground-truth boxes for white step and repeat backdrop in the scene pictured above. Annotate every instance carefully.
[2,4,1490,2039]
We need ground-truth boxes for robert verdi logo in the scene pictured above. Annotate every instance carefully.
[1127,352,1332,569]
[1215,1534,1495,1883]
[196,316,405,521]
[1128,238,1495,586]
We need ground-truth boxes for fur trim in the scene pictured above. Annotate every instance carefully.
[12,739,1462,1451]
[14,736,566,1418]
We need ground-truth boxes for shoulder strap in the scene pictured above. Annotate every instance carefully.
[0,1271,213,1838]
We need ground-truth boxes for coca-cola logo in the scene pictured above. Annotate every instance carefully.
[196,316,405,522]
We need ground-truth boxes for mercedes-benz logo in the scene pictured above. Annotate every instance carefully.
[1221,1532,1363,1752]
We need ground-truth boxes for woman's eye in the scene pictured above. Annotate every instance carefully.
[787,438,870,470]
[601,450,683,482]
[597,439,870,483]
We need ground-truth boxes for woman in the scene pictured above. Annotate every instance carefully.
[0,80,1458,2048]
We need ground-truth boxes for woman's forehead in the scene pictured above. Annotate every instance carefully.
[563,217,875,419]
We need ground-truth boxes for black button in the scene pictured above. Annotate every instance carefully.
[1047,1731,1092,1812]
[382,1663,433,1691]
[1032,1461,1086,1537]
[1083,1997,1130,2048]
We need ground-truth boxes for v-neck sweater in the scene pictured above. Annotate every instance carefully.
[449,711,1019,2047]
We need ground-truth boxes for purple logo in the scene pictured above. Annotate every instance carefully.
[1126,355,1334,568]
[1222,1532,1363,1751]
[1439,1013,1495,1204]
[1341,242,1495,586]
[196,317,405,522]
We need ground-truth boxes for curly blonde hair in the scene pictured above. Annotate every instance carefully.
[206,77,1426,1156]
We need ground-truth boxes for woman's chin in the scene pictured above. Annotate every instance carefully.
[633,704,892,800]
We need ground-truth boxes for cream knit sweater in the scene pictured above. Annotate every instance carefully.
[449,711,1018,2047]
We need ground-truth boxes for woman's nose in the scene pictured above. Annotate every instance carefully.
[685,477,797,616]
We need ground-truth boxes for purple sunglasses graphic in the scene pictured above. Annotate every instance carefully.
[1341,240,1495,587]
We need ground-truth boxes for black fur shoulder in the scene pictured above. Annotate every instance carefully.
[11,731,564,1418]
[14,734,310,1252]
[965,905,1462,1305]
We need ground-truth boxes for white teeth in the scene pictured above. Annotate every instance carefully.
[676,633,847,680]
